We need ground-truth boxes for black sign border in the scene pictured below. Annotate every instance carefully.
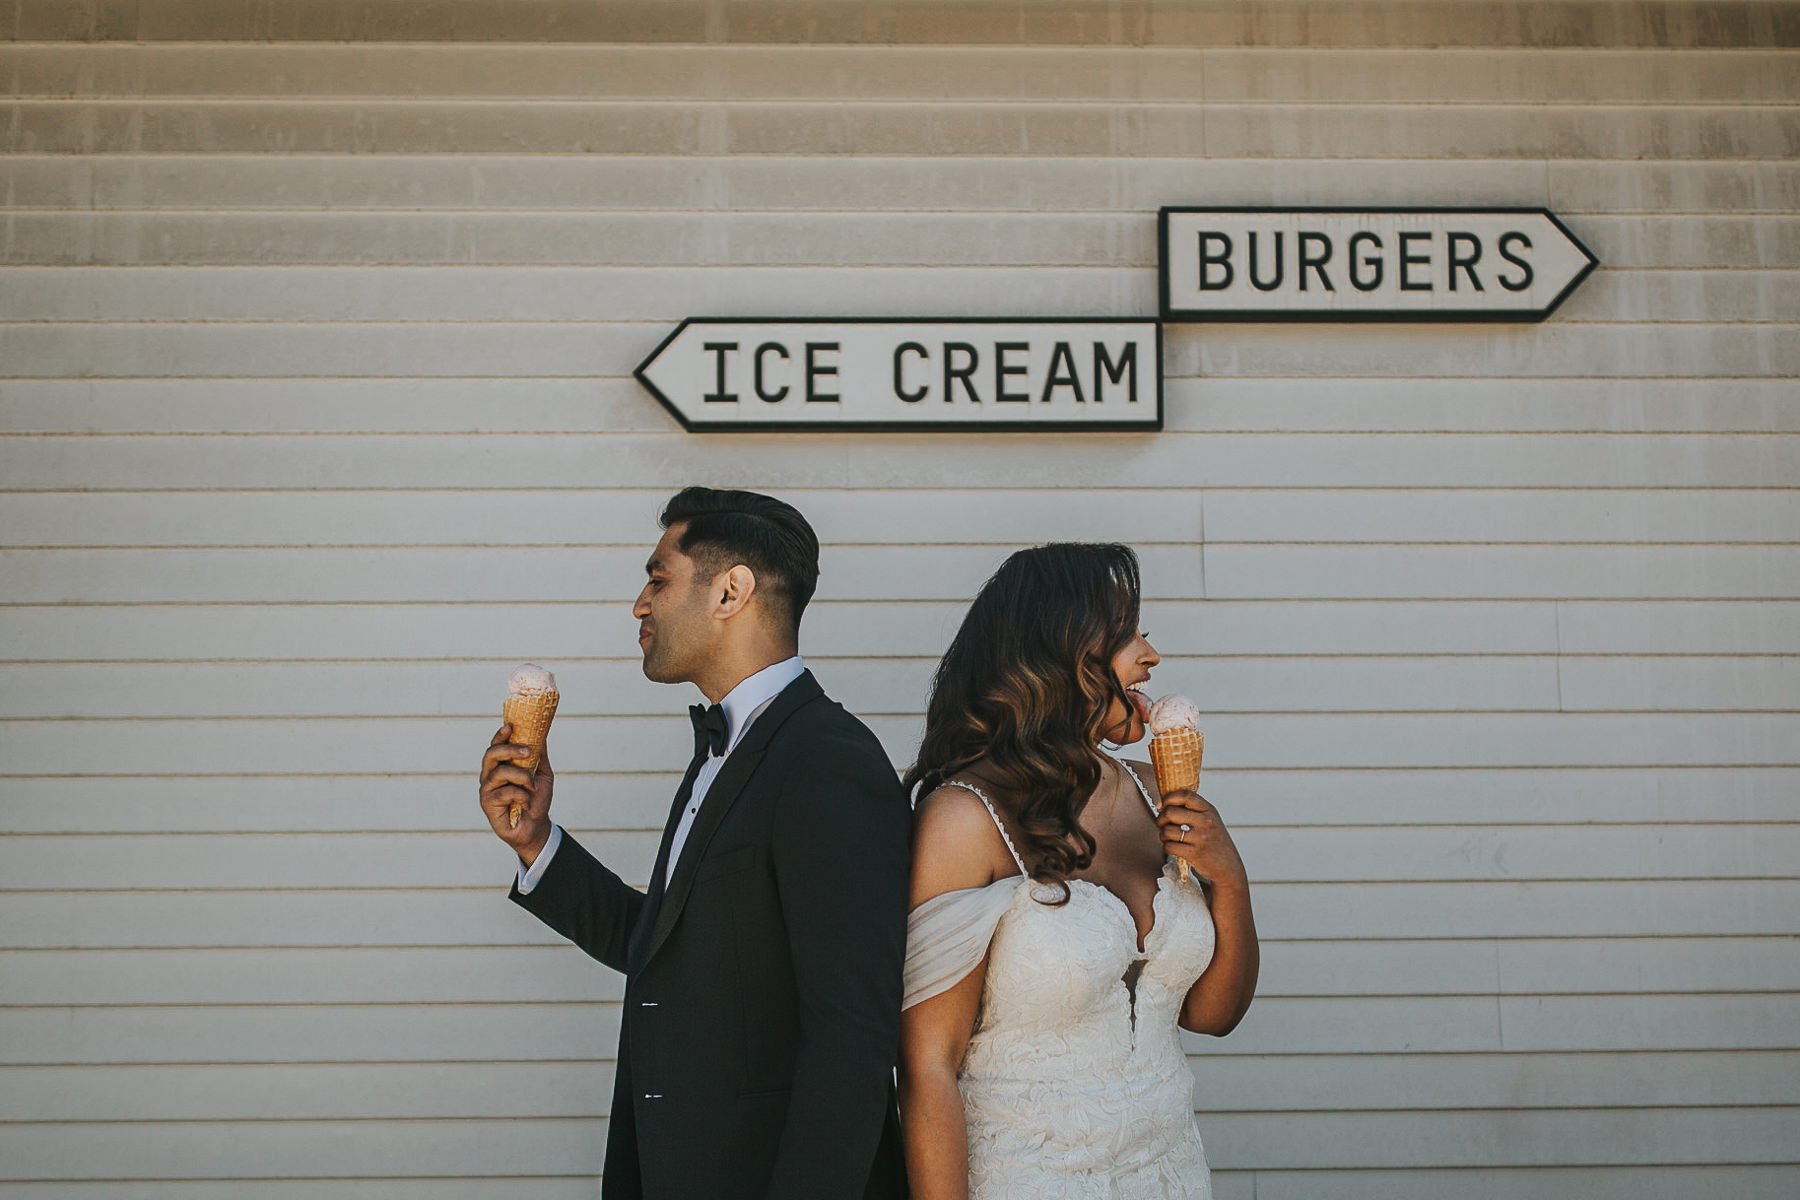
[635,316,1165,434]
[1158,206,1599,324]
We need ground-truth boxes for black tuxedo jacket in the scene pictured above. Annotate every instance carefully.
[511,671,911,1200]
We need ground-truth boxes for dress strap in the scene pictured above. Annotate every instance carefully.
[942,780,1029,878]
[1118,760,1161,816]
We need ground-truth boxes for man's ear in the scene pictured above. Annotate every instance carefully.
[714,564,758,618]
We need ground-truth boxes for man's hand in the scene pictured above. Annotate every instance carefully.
[480,723,554,865]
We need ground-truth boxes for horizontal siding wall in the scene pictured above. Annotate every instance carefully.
[1,3,1796,1197]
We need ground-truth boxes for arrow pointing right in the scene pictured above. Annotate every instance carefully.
[1160,207,1599,322]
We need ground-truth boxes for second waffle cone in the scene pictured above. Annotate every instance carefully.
[502,691,559,828]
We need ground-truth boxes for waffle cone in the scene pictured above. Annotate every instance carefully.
[1149,728,1203,884]
[1149,727,1204,795]
[502,691,558,828]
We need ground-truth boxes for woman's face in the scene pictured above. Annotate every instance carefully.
[1099,628,1161,746]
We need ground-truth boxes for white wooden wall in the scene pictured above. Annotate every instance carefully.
[2,2,1797,1195]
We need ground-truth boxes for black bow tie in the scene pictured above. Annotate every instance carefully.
[689,703,728,759]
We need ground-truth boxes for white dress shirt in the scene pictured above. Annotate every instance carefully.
[516,655,806,895]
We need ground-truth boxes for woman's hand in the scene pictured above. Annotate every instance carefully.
[1156,789,1246,890]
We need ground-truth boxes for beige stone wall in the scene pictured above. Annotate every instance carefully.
[2,3,1796,1195]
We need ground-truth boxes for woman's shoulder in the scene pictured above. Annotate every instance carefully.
[910,781,1021,905]
[1117,757,1163,800]
[914,781,1009,857]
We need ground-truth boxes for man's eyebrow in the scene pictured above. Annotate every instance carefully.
[645,557,664,574]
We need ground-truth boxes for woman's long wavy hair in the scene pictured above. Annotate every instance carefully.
[904,543,1143,891]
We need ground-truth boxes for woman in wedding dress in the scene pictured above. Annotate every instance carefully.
[898,543,1260,1199]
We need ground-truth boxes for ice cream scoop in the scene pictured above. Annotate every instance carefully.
[1148,693,1202,734]
[508,663,557,696]
[1146,694,1203,885]
[503,664,560,829]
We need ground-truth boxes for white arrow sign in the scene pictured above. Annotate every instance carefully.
[1160,207,1597,322]
[636,319,1162,432]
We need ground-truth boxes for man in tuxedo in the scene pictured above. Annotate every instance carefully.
[479,487,911,1200]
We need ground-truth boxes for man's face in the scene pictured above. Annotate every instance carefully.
[633,524,720,684]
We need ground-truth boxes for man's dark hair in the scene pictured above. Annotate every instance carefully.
[660,487,821,632]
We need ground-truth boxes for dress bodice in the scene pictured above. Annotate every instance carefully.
[970,864,1216,1073]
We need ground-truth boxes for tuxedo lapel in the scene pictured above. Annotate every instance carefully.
[648,748,708,892]
[628,750,707,969]
[639,670,822,968]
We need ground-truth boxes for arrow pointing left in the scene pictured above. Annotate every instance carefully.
[635,318,1163,432]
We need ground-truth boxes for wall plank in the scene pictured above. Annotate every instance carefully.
[7,267,1795,326]
[5,823,1792,890]
[3,879,1793,951]
[9,0,1798,48]
[7,377,1795,436]
[5,1050,1797,1122]
[5,210,1796,268]
[0,1004,623,1066]
[5,99,1797,159]
[5,434,1795,492]
[7,765,1795,834]
[4,599,1792,664]
[1200,1108,1800,1168]
[0,656,1579,717]
[5,937,1792,1006]
[7,543,1795,604]
[0,1185,608,1200]
[0,1117,609,1179]
[7,45,1798,104]
[8,487,1796,547]
[4,155,1797,212]
[3,711,1799,775]
[1248,1166,1800,1200]
[0,487,1204,548]
[0,597,1590,660]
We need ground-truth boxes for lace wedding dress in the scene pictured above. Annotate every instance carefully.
[904,763,1217,1199]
